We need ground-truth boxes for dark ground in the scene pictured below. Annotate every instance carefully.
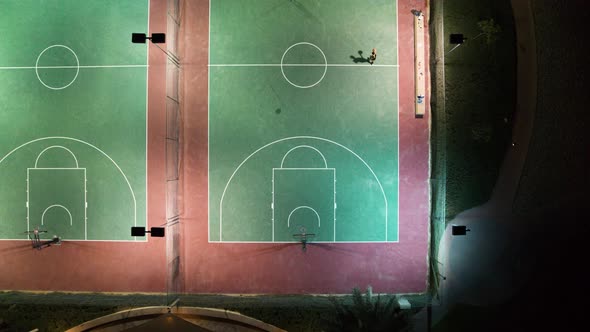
[440,0,516,219]
[432,0,590,331]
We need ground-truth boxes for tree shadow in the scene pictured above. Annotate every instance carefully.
[350,50,369,63]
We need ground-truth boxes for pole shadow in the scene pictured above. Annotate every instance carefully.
[243,243,295,258]
[0,242,33,255]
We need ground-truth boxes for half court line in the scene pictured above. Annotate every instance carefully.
[209,63,400,67]
[0,64,149,70]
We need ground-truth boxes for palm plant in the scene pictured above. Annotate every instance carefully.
[325,286,413,332]
[477,18,502,46]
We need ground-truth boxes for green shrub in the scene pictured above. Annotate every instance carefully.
[477,18,502,46]
[325,287,413,332]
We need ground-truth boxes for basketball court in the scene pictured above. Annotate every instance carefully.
[0,0,148,241]
[209,0,400,243]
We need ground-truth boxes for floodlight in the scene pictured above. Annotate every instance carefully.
[150,33,166,44]
[131,226,165,237]
[132,33,147,44]
[132,33,166,44]
[150,227,165,237]
[450,34,465,44]
[452,225,470,236]
[131,226,146,236]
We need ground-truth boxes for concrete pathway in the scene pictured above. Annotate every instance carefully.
[431,0,537,324]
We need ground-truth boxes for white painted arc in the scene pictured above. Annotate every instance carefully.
[34,145,79,168]
[287,206,320,228]
[41,204,73,226]
[280,145,327,168]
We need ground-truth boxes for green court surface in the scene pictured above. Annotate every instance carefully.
[209,0,399,242]
[0,0,148,241]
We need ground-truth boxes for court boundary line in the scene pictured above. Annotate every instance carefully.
[208,0,400,244]
[145,0,150,243]
[207,0,212,243]
[208,241,397,244]
[396,0,400,246]
[0,1,150,242]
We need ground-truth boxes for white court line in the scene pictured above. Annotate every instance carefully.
[35,145,79,168]
[144,0,151,243]
[211,241,396,244]
[280,145,328,168]
[394,0,399,243]
[272,167,336,241]
[41,204,73,226]
[0,65,149,70]
[207,0,212,243]
[208,63,399,67]
[27,167,86,234]
[287,206,320,228]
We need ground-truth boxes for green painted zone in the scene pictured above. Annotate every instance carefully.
[0,0,148,241]
[209,0,399,242]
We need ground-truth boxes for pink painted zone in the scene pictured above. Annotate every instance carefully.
[180,0,431,294]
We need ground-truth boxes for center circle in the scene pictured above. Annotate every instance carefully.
[35,45,80,90]
[280,42,327,89]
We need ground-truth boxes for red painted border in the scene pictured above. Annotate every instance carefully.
[180,0,431,294]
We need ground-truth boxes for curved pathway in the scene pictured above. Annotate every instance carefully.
[433,0,538,321]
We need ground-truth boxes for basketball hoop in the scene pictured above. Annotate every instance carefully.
[23,227,61,250]
[292,226,315,252]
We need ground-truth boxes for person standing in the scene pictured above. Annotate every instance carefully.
[368,48,377,65]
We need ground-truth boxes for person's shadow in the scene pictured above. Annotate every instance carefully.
[350,50,369,63]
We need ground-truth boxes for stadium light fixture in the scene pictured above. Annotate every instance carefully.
[132,33,166,44]
[452,225,470,236]
[131,226,165,237]
[450,33,466,44]
[132,32,179,66]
